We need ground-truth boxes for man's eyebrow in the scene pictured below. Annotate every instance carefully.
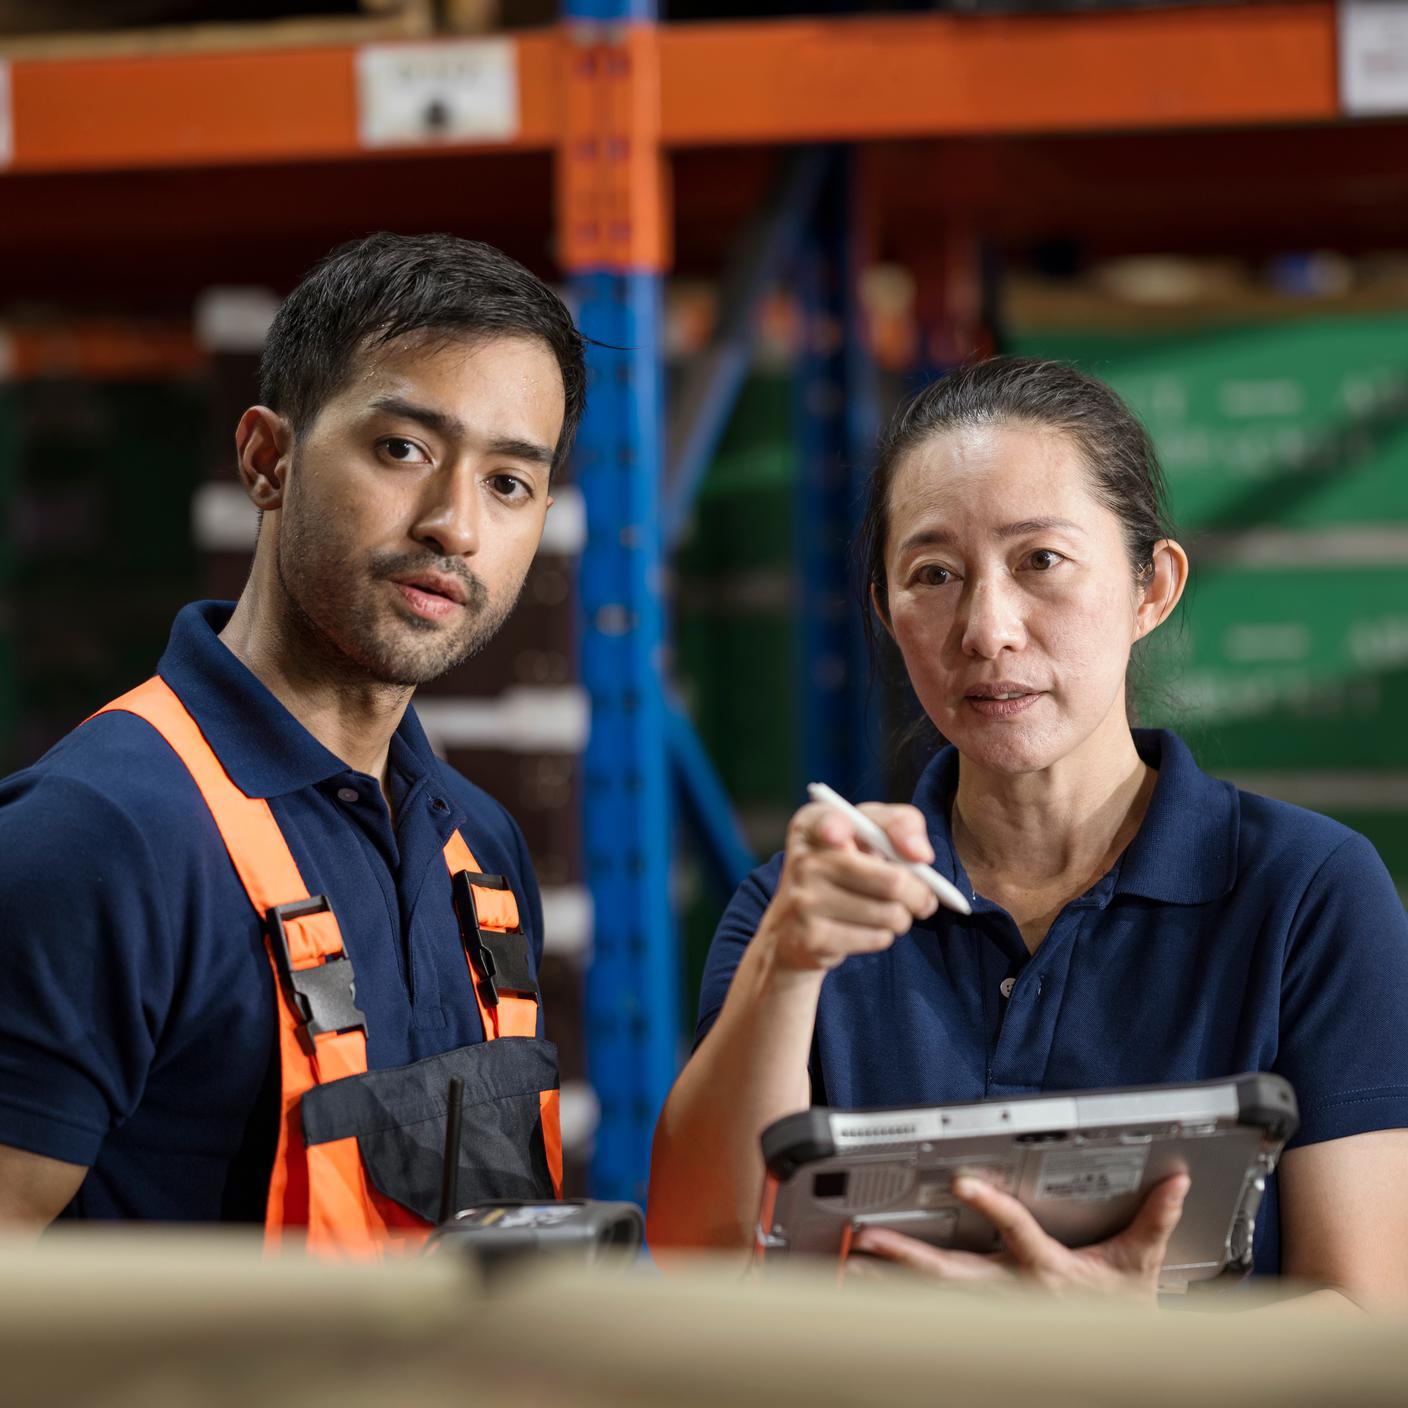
[895,517,1084,555]
[485,436,555,469]
[369,395,465,440]
[369,397,554,467]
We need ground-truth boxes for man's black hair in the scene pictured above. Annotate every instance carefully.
[259,232,586,472]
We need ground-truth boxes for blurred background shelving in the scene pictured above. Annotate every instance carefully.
[2,0,1406,1203]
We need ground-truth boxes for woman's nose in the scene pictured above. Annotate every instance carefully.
[959,577,1025,658]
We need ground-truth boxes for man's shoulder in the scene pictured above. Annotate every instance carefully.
[0,708,210,843]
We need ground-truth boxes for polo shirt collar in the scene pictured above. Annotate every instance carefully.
[912,727,1238,909]
[155,600,442,800]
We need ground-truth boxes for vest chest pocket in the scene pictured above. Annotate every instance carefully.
[299,1038,560,1223]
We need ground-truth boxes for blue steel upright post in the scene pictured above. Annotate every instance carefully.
[794,150,881,799]
[559,4,677,1204]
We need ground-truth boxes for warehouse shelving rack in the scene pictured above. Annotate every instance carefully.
[0,0,1392,1201]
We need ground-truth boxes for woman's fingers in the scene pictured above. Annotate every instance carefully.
[790,801,935,868]
[950,1175,1063,1272]
[1106,1174,1191,1274]
[792,845,938,917]
[800,880,922,937]
[769,801,942,972]
[857,802,935,864]
[787,801,853,853]
[849,1226,1011,1282]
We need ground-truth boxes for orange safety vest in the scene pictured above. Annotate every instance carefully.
[95,676,563,1256]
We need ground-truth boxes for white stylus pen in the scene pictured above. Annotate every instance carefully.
[806,781,973,917]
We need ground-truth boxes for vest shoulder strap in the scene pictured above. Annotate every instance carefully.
[443,830,539,1041]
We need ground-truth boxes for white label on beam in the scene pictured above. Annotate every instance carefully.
[1340,0,1408,115]
[540,485,586,557]
[194,287,280,354]
[356,39,518,149]
[415,689,589,755]
[0,62,12,169]
[193,482,260,552]
[541,884,593,960]
[558,1080,600,1153]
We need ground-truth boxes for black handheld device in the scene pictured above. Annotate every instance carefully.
[426,1076,644,1275]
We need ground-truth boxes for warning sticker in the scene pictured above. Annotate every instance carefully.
[1034,1147,1147,1202]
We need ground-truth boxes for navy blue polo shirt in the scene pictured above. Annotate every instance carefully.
[696,730,1408,1276]
[0,601,544,1222]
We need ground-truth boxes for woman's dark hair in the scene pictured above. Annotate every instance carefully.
[857,356,1180,743]
[259,232,586,473]
[860,355,1177,640]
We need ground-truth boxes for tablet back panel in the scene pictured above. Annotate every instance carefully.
[758,1074,1298,1286]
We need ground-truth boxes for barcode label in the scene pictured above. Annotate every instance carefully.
[357,40,518,149]
[1035,1147,1147,1202]
[1340,0,1408,116]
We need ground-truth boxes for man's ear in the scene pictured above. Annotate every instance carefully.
[870,580,897,643]
[1134,538,1190,640]
[234,407,294,512]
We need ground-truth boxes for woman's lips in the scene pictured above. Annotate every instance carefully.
[963,691,1043,719]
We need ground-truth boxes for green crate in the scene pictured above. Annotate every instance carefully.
[1019,319,1408,531]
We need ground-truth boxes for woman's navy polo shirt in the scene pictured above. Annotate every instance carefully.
[0,601,544,1222]
[696,729,1408,1276]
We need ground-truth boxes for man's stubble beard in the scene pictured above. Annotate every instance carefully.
[275,482,524,689]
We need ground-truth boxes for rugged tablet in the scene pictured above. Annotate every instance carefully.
[756,1073,1298,1288]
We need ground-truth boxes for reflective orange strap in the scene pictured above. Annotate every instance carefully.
[95,677,366,1067]
[93,677,370,1236]
[441,829,539,1041]
[441,830,559,1194]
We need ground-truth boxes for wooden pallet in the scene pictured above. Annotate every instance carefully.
[0,1,502,61]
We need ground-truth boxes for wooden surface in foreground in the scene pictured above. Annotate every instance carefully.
[0,1231,1401,1407]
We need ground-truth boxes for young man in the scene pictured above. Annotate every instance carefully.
[0,233,584,1248]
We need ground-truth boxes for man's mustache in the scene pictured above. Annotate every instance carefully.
[372,552,489,611]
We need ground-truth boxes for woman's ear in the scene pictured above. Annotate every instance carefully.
[234,406,294,513]
[1134,538,1189,640]
[870,580,897,643]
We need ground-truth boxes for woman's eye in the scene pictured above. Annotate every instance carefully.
[1026,549,1063,571]
[381,438,428,464]
[915,564,952,587]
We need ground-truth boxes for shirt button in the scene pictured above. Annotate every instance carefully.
[430,797,450,814]
[999,977,1016,999]
[336,787,360,804]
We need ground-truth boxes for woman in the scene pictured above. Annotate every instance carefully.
[648,357,1408,1308]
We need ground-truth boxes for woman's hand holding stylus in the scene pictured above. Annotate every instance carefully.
[756,799,942,974]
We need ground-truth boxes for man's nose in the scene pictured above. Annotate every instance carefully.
[412,464,480,559]
[959,575,1025,658]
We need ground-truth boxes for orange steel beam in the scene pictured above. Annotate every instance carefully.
[658,3,1340,144]
[558,26,671,273]
[7,31,559,172]
[4,5,1340,173]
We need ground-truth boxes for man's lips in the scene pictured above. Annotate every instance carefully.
[390,572,467,606]
[390,575,468,623]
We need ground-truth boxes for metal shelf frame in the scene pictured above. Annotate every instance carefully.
[1,4,1340,171]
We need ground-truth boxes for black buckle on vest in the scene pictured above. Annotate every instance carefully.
[265,895,367,1056]
[451,870,539,1009]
